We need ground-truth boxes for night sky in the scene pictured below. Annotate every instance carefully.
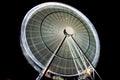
[1,0,117,80]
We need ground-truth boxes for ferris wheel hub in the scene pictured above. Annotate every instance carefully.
[64,27,74,36]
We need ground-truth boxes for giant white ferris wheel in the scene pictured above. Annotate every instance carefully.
[20,2,102,80]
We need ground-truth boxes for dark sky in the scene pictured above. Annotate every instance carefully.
[1,0,117,80]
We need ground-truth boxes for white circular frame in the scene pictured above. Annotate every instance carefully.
[20,2,100,77]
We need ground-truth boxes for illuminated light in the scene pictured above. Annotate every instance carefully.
[83,68,93,77]
[45,70,52,78]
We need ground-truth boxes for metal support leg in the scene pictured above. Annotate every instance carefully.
[36,36,67,80]
[71,36,102,80]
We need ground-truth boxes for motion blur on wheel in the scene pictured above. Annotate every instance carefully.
[20,2,102,80]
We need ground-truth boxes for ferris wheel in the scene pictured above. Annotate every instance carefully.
[20,2,102,80]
